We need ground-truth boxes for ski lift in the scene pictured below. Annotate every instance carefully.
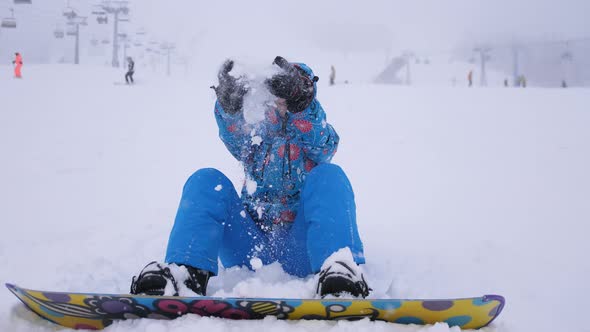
[96,15,107,24]
[101,39,110,45]
[1,8,16,28]
[118,33,127,39]
[63,8,76,20]
[54,28,64,39]
[136,28,146,36]
[66,26,76,36]
[561,51,573,61]
[14,0,32,4]
[133,42,143,47]
[118,14,130,23]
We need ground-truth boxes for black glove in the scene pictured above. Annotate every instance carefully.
[265,56,315,113]
[211,60,249,115]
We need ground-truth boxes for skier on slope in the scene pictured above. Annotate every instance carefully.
[130,56,370,298]
[12,52,23,78]
[125,57,135,84]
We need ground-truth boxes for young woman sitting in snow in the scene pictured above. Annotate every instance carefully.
[131,56,370,298]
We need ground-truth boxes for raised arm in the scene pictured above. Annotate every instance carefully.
[265,56,338,163]
[211,60,251,162]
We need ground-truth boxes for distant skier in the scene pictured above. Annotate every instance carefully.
[125,57,135,84]
[329,65,336,86]
[130,56,370,299]
[467,70,473,87]
[12,52,23,78]
[519,75,527,88]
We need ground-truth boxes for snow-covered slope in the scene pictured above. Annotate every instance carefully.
[0,64,588,332]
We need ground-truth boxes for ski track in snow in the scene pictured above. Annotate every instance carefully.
[0,64,589,332]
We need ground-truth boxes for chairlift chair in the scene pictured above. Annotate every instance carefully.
[118,14,130,23]
[96,15,107,24]
[1,17,16,28]
[66,26,76,36]
[102,39,110,45]
[1,9,17,28]
[54,29,65,39]
[14,0,32,4]
[63,11,76,19]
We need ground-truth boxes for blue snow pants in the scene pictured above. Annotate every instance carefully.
[165,163,365,277]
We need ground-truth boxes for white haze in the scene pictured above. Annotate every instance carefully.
[1,0,589,64]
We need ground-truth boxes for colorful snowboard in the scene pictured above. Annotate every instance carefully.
[6,283,504,330]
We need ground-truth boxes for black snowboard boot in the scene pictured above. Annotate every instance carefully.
[130,261,211,296]
[316,260,371,298]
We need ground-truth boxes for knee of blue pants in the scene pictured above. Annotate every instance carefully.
[302,163,365,272]
[166,168,237,275]
[183,168,233,193]
[306,163,349,187]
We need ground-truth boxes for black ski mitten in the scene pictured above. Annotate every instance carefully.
[211,60,249,115]
[265,56,317,113]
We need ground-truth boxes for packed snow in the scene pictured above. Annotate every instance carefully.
[0,63,589,332]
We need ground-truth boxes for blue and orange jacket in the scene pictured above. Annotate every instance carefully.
[214,63,339,231]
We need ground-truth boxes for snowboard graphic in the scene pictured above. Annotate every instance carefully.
[6,283,504,330]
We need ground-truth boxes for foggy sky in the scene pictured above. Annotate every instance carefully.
[131,0,590,53]
[0,0,588,63]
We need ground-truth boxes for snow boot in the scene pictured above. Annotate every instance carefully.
[316,250,371,298]
[130,261,211,296]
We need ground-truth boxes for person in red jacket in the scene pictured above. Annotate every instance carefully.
[12,52,23,78]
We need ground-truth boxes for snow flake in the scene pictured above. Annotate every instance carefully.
[256,206,264,219]
[250,257,263,270]
[246,178,257,195]
[251,135,262,146]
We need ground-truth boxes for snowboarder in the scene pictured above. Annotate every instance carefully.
[467,70,473,87]
[125,57,135,84]
[329,65,336,86]
[130,56,370,298]
[12,52,23,78]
